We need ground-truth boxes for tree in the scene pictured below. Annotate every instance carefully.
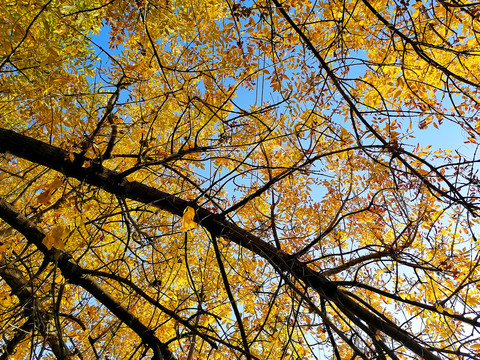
[0,0,480,358]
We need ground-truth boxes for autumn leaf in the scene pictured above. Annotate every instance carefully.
[181,206,198,231]
[0,242,7,262]
[155,149,169,158]
[475,119,480,134]
[42,224,69,250]
[36,176,63,206]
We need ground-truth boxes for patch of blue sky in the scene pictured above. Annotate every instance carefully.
[86,2,478,227]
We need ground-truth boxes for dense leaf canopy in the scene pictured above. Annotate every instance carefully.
[1,0,480,359]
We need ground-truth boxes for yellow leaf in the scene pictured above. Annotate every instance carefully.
[181,206,198,231]
[435,304,444,313]
[396,76,404,88]
[43,224,69,250]
[53,27,67,36]
[64,147,75,162]
[36,176,63,206]
[0,242,8,261]
[392,88,402,99]
[340,127,349,140]
[55,273,65,284]
[475,119,480,133]
[0,293,13,308]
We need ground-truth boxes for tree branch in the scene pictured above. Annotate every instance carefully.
[0,257,70,359]
[0,198,176,360]
[0,128,443,360]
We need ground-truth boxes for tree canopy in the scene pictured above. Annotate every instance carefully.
[1,0,480,359]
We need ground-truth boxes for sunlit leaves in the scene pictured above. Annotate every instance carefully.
[0,0,480,359]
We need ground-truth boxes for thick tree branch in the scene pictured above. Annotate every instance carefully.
[0,257,69,359]
[0,198,176,360]
[0,128,445,360]
[80,268,218,350]
[0,320,32,360]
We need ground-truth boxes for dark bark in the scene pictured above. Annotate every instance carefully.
[0,197,176,360]
[0,128,444,360]
[0,257,70,359]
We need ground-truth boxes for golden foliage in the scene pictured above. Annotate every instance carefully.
[0,0,479,359]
